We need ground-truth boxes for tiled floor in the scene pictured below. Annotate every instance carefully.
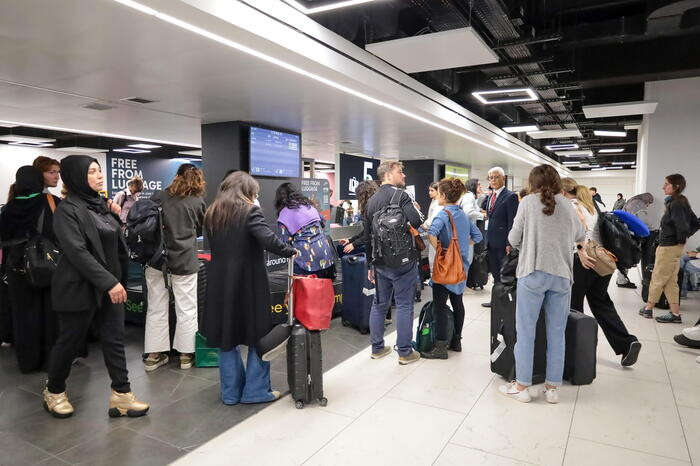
[2,269,699,466]
[176,268,700,466]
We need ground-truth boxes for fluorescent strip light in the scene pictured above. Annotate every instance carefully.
[527,129,583,139]
[562,161,582,165]
[55,146,109,154]
[555,150,593,157]
[613,161,636,165]
[111,0,547,168]
[502,125,539,133]
[7,141,53,147]
[113,148,150,153]
[283,0,376,14]
[179,150,202,156]
[598,148,624,153]
[129,143,161,149]
[472,88,538,104]
[545,144,579,151]
[0,119,198,148]
[604,166,624,170]
[594,130,627,137]
[0,135,56,143]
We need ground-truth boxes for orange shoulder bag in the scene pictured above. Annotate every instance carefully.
[432,210,467,285]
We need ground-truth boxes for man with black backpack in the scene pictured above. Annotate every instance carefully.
[362,160,423,365]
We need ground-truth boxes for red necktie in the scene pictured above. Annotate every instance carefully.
[489,192,497,214]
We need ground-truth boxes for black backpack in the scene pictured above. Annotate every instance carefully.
[596,203,641,270]
[371,189,415,268]
[124,199,167,270]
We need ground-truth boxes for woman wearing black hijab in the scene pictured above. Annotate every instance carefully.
[44,156,149,419]
[0,166,60,372]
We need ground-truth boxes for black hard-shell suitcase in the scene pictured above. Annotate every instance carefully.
[490,282,546,384]
[286,260,327,409]
[563,310,598,385]
[340,253,373,334]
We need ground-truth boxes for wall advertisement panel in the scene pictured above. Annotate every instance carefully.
[106,153,202,199]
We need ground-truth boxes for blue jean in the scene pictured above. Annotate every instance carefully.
[370,262,418,357]
[219,346,275,405]
[514,271,572,386]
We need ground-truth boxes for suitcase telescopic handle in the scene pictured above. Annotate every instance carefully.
[287,258,294,326]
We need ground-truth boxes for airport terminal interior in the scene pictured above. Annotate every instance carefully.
[1,0,700,465]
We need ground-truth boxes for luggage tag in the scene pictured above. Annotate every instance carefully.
[490,334,506,363]
[362,287,376,296]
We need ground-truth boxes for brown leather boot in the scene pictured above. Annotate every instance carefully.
[108,390,150,418]
[43,388,74,418]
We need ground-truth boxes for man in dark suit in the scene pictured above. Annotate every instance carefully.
[482,167,519,307]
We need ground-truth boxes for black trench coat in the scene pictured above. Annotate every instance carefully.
[203,206,295,351]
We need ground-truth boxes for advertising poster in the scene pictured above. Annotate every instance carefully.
[445,164,469,183]
[106,153,202,199]
[338,153,379,199]
[301,178,331,233]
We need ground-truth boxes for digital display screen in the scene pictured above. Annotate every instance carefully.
[249,126,300,178]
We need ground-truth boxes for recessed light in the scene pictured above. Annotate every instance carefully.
[0,135,56,144]
[598,148,624,153]
[113,148,151,153]
[472,88,538,104]
[129,143,161,149]
[284,0,377,14]
[7,141,53,147]
[594,130,627,137]
[502,125,539,133]
[545,144,579,151]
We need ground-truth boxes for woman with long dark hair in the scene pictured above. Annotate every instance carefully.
[45,155,148,418]
[203,171,296,405]
[338,180,378,254]
[421,178,482,359]
[501,165,585,404]
[0,166,60,373]
[640,174,698,323]
[275,182,335,279]
[143,164,206,372]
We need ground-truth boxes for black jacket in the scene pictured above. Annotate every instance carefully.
[361,184,423,266]
[485,188,519,250]
[51,196,122,312]
[203,206,295,351]
[659,197,698,246]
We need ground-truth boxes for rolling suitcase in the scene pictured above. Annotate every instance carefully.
[467,250,489,289]
[196,257,209,329]
[563,310,598,385]
[490,282,547,384]
[286,260,328,409]
[340,253,373,334]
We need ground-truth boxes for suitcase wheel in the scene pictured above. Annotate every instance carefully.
[360,327,369,335]
[319,397,328,407]
[295,400,304,409]
[341,319,351,328]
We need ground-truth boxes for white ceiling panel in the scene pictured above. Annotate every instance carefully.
[365,27,498,74]
[582,101,658,118]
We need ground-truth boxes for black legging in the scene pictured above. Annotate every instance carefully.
[571,255,637,355]
[47,296,130,394]
[432,284,465,341]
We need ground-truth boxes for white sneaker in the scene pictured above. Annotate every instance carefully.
[682,325,700,340]
[499,382,532,403]
[544,387,560,404]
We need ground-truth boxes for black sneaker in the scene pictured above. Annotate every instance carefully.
[639,307,653,319]
[655,312,682,324]
[621,341,642,367]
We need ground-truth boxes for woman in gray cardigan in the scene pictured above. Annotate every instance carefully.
[500,165,585,404]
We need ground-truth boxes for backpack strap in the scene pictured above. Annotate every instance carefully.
[388,188,401,206]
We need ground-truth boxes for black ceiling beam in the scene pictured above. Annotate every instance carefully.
[531,111,584,117]
[488,68,575,81]
[452,56,555,74]
[535,83,582,91]
[492,33,562,50]
[532,97,584,104]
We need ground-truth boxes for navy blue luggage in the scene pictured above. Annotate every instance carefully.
[340,253,373,334]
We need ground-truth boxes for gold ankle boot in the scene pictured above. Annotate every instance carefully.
[108,390,150,418]
[43,388,74,418]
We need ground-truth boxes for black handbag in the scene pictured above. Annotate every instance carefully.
[23,209,61,288]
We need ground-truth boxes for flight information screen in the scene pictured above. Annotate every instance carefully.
[249,126,300,178]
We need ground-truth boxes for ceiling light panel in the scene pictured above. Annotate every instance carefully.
[472,88,538,104]
[502,125,539,133]
[113,148,150,153]
[0,135,56,143]
[284,0,376,14]
[555,150,593,157]
[365,27,498,74]
[583,100,658,118]
[55,146,109,154]
[613,161,636,165]
[598,148,624,153]
[545,143,579,151]
[129,143,161,149]
[528,129,583,139]
[594,130,627,137]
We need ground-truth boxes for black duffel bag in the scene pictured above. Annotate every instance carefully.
[596,203,641,270]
